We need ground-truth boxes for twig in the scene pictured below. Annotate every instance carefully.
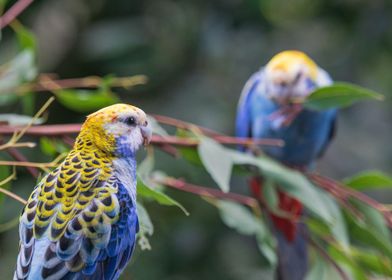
[0,216,20,233]
[0,160,57,168]
[307,237,351,280]
[14,74,148,95]
[0,97,55,150]
[0,187,26,205]
[0,124,81,136]
[151,114,224,137]
[0,124,283,147]
[0,167,16,186]
[0,152,65,171]
[0,0,34,29]
[5,146,39,177]
[156,177,259,209]
[309,173,392,228]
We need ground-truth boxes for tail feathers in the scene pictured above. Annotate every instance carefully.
[249,177,303,241]
[249,177,308,280]
[276,224,308,280]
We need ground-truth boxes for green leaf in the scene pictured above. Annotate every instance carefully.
[136,202,153,250]
[343,170,392,191]
[148,116,168,136]
[345,210,392,259]
[137,176,189,216]
[262,178,279,210]
[137,153,155,180]
[305,256,343,280]
[21,92,35,115]
[217,200,262,235]
[322,193,349,249]
[176,129,203,165]
[40,137,57,156]
[328,245,368,280]
[198,136,233,192]
[40,137,69,156]
[329,244,392,278]
[230,151,334,224]
[350,248,392,277]
[216,200,277,265]
[54,89,120,113]
[352,200,390,243]
[0,114,44,125]
[304,82,384,110]
[0,50,37,99]
[13,23,37,51]
[0,165,11,202]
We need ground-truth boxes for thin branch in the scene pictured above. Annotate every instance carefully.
[0,97,55,150]
[0,124,283,147]
[0,160,56,168]
[156,177,259,209]
[0,187,26,205]
[0,166,16,186]
[309,173,392,228]
[0,152,65,171]
[307,237,351,280]
[151,114,224,137]
[14,74,148,95]
[5,146,39,177]
[0,0,33,29]
[0,124,81,136]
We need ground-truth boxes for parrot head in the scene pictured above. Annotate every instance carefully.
[264,50,319,104]
[77,104,152,157]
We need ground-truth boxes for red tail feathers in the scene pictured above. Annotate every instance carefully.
[249,177,303,242]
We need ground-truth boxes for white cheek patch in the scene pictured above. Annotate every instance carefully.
[103,122,144,153]
[104,122,131,136]
[118,128,144,152]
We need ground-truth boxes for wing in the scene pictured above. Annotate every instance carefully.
[316,110,337,159]
[235,71,262,150]
[14,151,138,280]
[314,66,337,158]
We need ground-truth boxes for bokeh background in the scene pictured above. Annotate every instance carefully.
[0,0,391,279]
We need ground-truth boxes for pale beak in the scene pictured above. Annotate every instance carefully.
[140,122,152,146]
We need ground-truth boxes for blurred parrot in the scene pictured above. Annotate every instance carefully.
[14,104,152,280]
[235,50,337,280]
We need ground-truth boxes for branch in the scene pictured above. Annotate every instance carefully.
[0,124,283,147]
[0,187,26,204]
[151,114,224,137]
[156,177,259,209]
[307,237,351,280]
[5,146,39,177]
[0,0,34,30]
[14,74,148,94]
[309,173,392,228]
[0,97,55,150]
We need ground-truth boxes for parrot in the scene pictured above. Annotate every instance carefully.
[14,104,152,280]
[235,50,337,280]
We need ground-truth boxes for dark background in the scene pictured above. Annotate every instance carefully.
[0,0,391,279]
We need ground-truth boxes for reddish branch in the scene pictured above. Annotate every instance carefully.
[151,114,224,137]
[307,237,350,280]
[309,173,392,228]
[157,177,259,209]
[16,75,148,93]
[0,124,283,147]
[0,0,34,29]
[5,147,39,177]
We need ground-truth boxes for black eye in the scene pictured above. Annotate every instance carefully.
[125,116,137,126]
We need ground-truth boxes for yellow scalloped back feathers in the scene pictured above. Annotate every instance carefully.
[23,104,143,241]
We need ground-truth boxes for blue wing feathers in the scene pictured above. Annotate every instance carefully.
[15,182,138,280]
[235,72,261,142]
